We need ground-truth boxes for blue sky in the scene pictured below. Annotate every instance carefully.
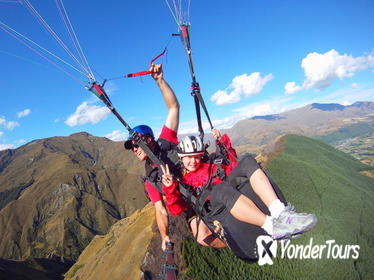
[1,0,373,150]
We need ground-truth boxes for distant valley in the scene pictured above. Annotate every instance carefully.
[227,101,374,162]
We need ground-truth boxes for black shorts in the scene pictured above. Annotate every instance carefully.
[204,156,287,262]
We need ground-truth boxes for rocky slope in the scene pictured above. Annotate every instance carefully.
[64,203,156,280]
[64,202,191,280]
[0,132,148,263]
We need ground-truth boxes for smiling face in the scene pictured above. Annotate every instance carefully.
[181,154,203,172]
[132,145,148,161]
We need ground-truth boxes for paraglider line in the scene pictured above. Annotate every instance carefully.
[164,0,180,26]
[55,0,95,80]
[0,20,89,78]
[0,25,85,86]
[22,0,91,78]
[0,0,22,3]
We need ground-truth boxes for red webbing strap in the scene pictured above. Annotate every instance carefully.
[125,48,166,78]
[182,25,188,39]
[125,70,153,78]
[150,48,166,64]
[92,83,104,96]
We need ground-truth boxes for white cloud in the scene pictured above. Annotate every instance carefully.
[211,72,273,105]
[178,118,238,135]
[65,102,111,127]
[15,139,26,145]
[5,121,19,130]
[0,117,19,130]
[104,130,128,141]
[319,86,374,105]
[341,101,351,106]
[284,82,302,95]
[0,131,3,137]
[17,109,31,118]
[351,83,360,88]
[182,84,374,135]
[285,49,374,94]
[232,97,301,120]
[179,97,301,134]
[234,103,274,117]
[179,120,211,135]
[0,144,14,151]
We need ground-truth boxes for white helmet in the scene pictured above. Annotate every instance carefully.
[177,136,204,157]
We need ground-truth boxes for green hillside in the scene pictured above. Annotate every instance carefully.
[315,122,374,143]
[180,135,374,280]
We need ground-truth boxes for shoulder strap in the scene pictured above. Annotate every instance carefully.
[144,165,198,207]
[194,159,215,215]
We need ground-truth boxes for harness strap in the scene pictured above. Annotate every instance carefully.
[178,182,197,206]
[213,158,226,181]
[144,173,198,207]
[191,85,204,140]
[88,82,166,179]
[194,158,215,216]
[191,81,214,134]
[179,24,214,140]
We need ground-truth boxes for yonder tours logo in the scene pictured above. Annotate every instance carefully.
[256,236,360,266]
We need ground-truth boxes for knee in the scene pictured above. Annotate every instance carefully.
[210,183,237,205]
[241,155,261,177]
[242,155,260,168]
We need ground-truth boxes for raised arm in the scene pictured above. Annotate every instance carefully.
[151,64,180,132]
[212,128,238,160]
[154,200,172,251]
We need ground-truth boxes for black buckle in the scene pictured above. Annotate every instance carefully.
[157,174,162,182]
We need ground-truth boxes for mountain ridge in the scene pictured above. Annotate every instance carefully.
[227,101,374,154]
[0,133,148,263]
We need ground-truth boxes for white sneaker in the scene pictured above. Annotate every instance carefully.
[272,205,317,240]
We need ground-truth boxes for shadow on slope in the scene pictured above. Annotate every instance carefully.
[0,257,74,280]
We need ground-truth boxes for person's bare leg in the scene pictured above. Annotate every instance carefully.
[190,218,226,248]
[229,194,267,226]
[249,169,279,207]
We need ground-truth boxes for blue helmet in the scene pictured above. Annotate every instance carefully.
[124,125,154,150]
